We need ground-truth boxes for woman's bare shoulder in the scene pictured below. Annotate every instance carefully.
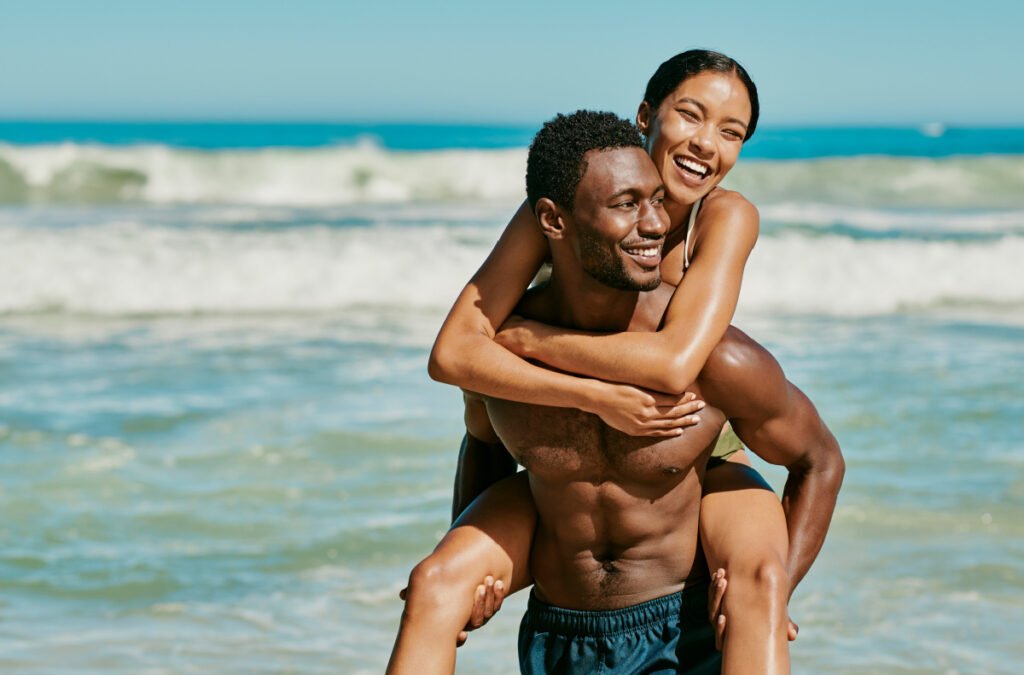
[693,188,759,250]
[700,187,758,220]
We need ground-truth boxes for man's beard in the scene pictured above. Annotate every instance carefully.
[577,226,661,292]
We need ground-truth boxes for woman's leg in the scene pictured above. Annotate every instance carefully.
[387,471,536,675]
[700,450,791,675]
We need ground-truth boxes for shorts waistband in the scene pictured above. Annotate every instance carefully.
[525,582,708,638]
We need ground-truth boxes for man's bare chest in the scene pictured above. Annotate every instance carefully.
[484,397,726,485]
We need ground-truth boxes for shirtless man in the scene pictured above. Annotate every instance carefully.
[390,111,844,674]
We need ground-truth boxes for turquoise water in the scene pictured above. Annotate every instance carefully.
[1,126,1023,672]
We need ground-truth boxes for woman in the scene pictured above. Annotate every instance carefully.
[389,50,794,674]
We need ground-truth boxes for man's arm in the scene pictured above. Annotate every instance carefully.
[700,327,846,595]
[452,391,518,522]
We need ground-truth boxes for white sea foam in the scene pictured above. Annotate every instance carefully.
[2,142,1024,208]
[0,142,527,205]
[741,234,1024,315]
[760,202,1024,233]
[4,219,1023,317]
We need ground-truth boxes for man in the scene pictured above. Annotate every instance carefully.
[392,111,843,674]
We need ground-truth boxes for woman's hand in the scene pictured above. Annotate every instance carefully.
[493,315,542,357]
[587,382,705,437]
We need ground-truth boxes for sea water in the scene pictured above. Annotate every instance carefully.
[1,123,1023,673]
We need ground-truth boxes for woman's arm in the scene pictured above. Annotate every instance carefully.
[429,201,702,436]
[494,192,759,394]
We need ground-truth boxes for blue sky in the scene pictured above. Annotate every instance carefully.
[1,0,1021,126]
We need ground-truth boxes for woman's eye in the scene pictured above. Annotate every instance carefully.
[678,109,699,121]
[723,129,743,140]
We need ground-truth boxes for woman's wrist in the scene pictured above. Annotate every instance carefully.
[573,378,609,415]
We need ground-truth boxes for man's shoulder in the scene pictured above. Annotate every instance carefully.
[698,327,786,416]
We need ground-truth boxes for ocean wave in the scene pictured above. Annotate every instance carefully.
[4,221,1023,317]
[0,142,526,206]
[760,203,1024,235]
[1,142,1023,208]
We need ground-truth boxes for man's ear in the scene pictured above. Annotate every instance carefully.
[535,198,567,240]
[636,101,651,136]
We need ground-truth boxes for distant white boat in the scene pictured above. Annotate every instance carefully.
[920,122,946,138]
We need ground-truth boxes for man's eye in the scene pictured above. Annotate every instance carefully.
[616,201,637,209]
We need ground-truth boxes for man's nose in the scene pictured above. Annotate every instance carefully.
[638,200,668,236]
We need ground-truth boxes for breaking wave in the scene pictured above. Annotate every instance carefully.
[1,142,1023,208]
[4,220,1022,317]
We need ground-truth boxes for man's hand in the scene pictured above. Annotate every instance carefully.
[707,568,799,650]
[398,576,507,648]
[456,576,506,646]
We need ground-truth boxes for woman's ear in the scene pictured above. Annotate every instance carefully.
[636,101,651,136]
[534,198,566,240]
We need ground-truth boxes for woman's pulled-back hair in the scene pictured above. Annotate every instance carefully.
[643,49,760,141]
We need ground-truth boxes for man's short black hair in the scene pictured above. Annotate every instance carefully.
[526,110,644,211]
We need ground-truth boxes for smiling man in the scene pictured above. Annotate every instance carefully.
[389,110,842,674]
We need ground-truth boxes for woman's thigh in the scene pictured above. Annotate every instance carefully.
[435,471,536,594]
[699,451,788,572]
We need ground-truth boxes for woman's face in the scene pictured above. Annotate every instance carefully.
[638,70,752,207]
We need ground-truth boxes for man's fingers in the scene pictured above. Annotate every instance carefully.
[788,618,799,642]
[469,584,485,628]
[707,569,726,622]
[399,587,407,601]
[482,576,496,618]
[456,630,468,647]
[493,579,506,614]
[715,614,726,651]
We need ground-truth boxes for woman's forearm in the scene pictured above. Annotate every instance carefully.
[429,302,604,412]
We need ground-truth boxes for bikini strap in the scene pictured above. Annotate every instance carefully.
[683,196,703,271]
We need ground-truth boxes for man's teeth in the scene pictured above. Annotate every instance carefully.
[678,158,709,176]
[626,247,660,257]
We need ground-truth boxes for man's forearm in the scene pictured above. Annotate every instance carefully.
[781,439,845,596]
[452,432,518,522]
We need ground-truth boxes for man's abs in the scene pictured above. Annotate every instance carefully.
[483,396,725,610]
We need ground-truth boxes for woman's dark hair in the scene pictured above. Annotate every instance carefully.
[643,49,759,141]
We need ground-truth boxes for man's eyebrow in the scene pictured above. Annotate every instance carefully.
[607,184,664,201]
[677,96,748,129]
[607,188,639,200]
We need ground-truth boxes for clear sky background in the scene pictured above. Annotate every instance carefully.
[2,0,1021,126]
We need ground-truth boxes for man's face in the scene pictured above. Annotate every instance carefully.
[568,147,669,291]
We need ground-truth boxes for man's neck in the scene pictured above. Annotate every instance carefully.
[542,267,641,332]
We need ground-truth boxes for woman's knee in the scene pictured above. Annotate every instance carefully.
[726,554,789,610]
[405,554,468,614]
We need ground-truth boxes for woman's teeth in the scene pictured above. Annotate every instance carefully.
[677,157,709,176]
